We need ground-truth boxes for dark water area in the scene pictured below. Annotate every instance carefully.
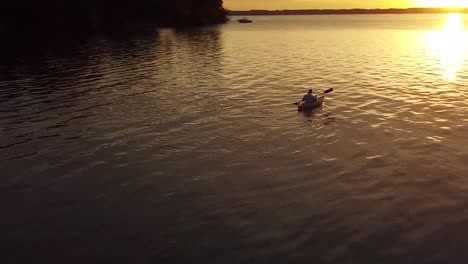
[1,28,233,263]
[2,15,468,263]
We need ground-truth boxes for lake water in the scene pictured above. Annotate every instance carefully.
[2,14,468,263]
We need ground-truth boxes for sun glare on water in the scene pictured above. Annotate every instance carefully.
[425,13,468,82]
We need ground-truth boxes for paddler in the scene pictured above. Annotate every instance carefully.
[301,89,317,103]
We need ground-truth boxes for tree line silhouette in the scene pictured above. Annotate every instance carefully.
[1,0,227,34]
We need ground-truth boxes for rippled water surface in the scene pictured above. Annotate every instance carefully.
[2,14,468,263]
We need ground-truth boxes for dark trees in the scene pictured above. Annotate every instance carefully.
[0,0,227,34]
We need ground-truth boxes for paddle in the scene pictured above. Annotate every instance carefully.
[293,88,334,105]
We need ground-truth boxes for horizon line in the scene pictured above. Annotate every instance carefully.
[228,7,468,12]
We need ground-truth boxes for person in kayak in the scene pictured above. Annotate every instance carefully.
[302,89,317,103]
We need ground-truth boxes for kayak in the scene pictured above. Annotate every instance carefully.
[297,95,325,111]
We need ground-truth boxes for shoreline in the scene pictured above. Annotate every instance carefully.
[228,8,468,16]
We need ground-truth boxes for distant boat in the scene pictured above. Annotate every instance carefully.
[238,18,253,23]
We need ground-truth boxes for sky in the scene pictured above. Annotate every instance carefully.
[223,0,468,10]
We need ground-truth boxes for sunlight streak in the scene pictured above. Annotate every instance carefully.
[425,14,468,82]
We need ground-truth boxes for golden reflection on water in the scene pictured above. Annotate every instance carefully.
[425,13,468,82]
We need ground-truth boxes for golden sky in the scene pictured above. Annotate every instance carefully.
[223,0,468,10]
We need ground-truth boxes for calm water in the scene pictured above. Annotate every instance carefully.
[2,14,468,263]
